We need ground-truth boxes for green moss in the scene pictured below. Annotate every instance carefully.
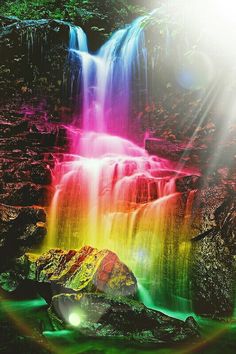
[0,0,147,35]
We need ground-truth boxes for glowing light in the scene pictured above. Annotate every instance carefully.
[68,313,81,327]
[175,0,236,56]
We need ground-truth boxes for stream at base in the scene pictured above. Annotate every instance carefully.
[1,296,235,354]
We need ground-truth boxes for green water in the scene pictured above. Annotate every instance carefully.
[0,296,235,354]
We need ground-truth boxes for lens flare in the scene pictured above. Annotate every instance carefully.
[68,313,81,327]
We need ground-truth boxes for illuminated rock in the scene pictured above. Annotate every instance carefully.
[48,292,199,344]
[15,246,137,300]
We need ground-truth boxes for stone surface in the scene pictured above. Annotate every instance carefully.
[145,138,205,165]
[175,175,202,193]
[190,184,232,236]
[2,246,137,298]
[48,292,199,344]
[191,195,236,318]
[0,108,68,207]
[0,107,69,272]
[0,19,70,107]
[0,204,46,270]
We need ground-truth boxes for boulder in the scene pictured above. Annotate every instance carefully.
[48,292,199,344]
[2,246,137,299]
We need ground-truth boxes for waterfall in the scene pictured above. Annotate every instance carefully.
[47,131,195,312]
[68,15,149,135]
[46,14,197,312]
[69,26,88,52]
[67,25,88,104]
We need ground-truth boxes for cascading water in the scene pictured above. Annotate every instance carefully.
[69,15,148,135]
[46,14,197,313]
[66,25,88,104]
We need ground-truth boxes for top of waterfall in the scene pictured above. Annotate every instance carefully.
[69,25,88,52]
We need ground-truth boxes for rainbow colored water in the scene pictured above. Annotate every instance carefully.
[46,14,197,312]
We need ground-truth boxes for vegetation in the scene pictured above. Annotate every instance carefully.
[0,0,151,36]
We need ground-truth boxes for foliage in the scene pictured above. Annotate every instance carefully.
[0,0,148,35]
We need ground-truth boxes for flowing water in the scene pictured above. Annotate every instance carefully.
[46,14,197,312]
[68,15,148,135]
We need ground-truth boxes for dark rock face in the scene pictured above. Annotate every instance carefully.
[190,184,231,235]
[175,175,202,193]
[0,204,46,270]
[0,108,68,208]
[192,229,235,318]
[48,292,199,344]
[0,19,70,108]
[0,106,69,272]
[0,19,72,291]
[1,246,137,298]
[191,195,236,318]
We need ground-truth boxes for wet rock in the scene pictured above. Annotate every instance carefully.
[48,292,199,344]
[30,163,52,185]
[145,138,206,166]
[0,16,19,27]
[175,175,202,193]
[0,204,46,269]
[2,161,52,185]
[0,19,70,108]
[0,182,51,206]
[7,246,137,299]
[0,118,29,137]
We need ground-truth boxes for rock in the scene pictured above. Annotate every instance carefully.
[0,16,19,27]
[2,161,52,185]
[191,229,235,318]
[145,138,206,166]
[214,195,236,249]
[4,246,137,299]
[0,204,46,270]
[175,175,202,193]
[191,195,236,318]
[190,184,231,236]
[0,182,51,206]
[48,292,199,344]
[30,163,52,185]
[0,19,70,107]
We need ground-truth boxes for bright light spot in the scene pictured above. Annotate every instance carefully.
[164,0,236,64]
[68,313,81,327]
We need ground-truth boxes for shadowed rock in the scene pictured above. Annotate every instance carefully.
[48,292,199,344]
[0,204,46,269]
[191,195,236,318]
